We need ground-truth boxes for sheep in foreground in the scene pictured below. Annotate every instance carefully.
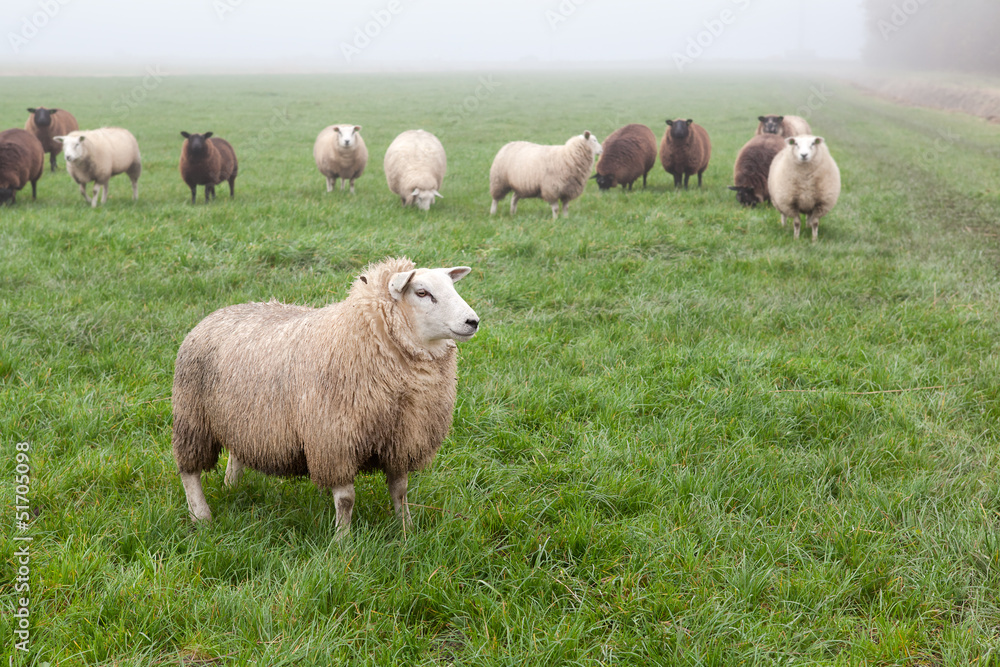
[314,124,367,194]
[0,129,44,205]
[593,124,657,191]
[172,256,480,536]
[489,131,602,218]
[179,131,238,204]
[659,119,711,188]
[728,133,787,207]
[25,106,78,172]
[384,130,446,210]
[756,115,811,138]
[55,128,141,207]
[767,135,841,241]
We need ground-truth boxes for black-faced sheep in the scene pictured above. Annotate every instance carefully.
[172,256,480,537]
[314,124,368,194]
[489,131,602,218]
[767,135,841,241]
[178,132,238,204]
[756,115,811,138]
[384,130,446,210]
[0,129,45,205]
[24,106,78,172]
[659,119,711,189]
[55,128,142,207]
[592,124,657,191]
[728,133,787,207]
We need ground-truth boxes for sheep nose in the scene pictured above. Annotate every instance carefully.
[465,318,479,331]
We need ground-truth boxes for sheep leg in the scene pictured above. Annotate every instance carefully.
[490,199,498,215]
[550,201,559,219]
[697,172,703,188]
[100,183,109,205]
[386,471,412,526]
[50,152,58,173]
[224,452,245,487]
[180,471,212,522]
[510,194,519,215]
[642,172,648,188]
[332,484,355,539]
[229,177,235,199]
[91,184,101,208]
[339,178,346,191]
[792,212,802,240]
[808,212,821,242]
[326,176,335,193]
[78,182,90,204]
[672,173,682,188]
[189,185,197,205]
[31,179,37,200]
[561,201,570,218]
[349,178,356,195]
[683,173,691,189]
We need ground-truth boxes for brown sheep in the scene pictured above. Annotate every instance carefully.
[0,129,45,205]
[755,115,811,138]
[24,107,79,172]
[728,133,787,207]
[593,124,657,191]
[659,119,711,189]
[178,131,238,204]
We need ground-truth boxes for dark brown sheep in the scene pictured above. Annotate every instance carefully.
[592,123,657,191]
[0,129,45,205]
[755,115,811,138]
[659,119,711,189]
[178,131,239,204]
[728,133,787,207]
[24,107,79,172]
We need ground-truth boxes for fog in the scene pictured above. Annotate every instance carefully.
[3,0,865,74]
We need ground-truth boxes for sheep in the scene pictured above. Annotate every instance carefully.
[728,133,787,207]
[0,129,44,205]
[489,131,602,218]
[171,256,480,537]
[313,124,368,194]
[659,119,711,189]
[24,106,78,172]
[592,124,657,191]
[54,128,141,208]
[178,131,238,204]
[755,114,811,138]
[383,130,446,210]
[767,135,841,241]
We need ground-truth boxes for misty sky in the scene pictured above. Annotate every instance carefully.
[4,0,864,71]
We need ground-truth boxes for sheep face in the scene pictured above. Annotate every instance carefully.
[56,135,85,163]
[582,131,602,156]
[788,135,823,163]
[594,173,617,190]
[28,107,54,127]
[334,125,362,149]
[389,266,479,344]
[409,188,442,211]
[728,185,760,207]
[0,188,14,205]
[667,119,694,141]
[181,132,214,157]
[758,115,785,134]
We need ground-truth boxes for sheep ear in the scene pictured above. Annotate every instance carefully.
[27,108,36,114]
[354,125,362,132]
[757,116,765,122]
[686,119,693,124]
[53,135,65,144]
[665,120,673,126]
[446,267,472,283]
[787,138,796,146]
[777,116,784,122]
[433,190,443,199]
[204,132,214,139]
[411,188,421,197]
[583,131,591,139]
[389,270,417,301]
[78,135,85,143]
[589,174,598,179]
[181,131,190,138]
[728,186,739,191]
[813,137,823,145]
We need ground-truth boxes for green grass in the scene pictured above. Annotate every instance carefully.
[2,70,1000,665]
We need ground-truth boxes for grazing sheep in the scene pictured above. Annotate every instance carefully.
[728,133,787,207]
[178,131,238,204]
[593,124,657,191]
[767,135,841,241]
[55,128,141,208]
[314,124,368,194]
[756,114,811,138]
[24,106,78,172]
[659,119,711,189]
[0,129,44,205]
[383,130,446,210]
[489,131,602,218]
[172,256,480,537]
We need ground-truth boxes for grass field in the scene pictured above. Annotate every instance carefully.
[2,70,1000,665]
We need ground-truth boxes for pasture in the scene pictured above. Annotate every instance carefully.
[1,71,999,665]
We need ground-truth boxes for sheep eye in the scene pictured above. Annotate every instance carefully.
[414,289,429,298]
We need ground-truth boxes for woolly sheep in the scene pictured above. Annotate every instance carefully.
[659,119,711,189]
[767,135,841,241]
[489,131,602,218]
[172,256,480,537]
[728,133,787,207]
[0,129,44,205]
[383,130,446,210]
[179,131,238,204]
[25,106,78,172]
[314,124,368,194]
[756,114,811,138]
[593,124,657,191]
[55,128,142,208]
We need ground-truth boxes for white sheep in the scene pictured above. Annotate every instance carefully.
[489,131,602,218]
[172,256,480,537]
[383,130,446,210]
[313,124,368,194]
[767,135,841,241]
[55,128,141,207]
